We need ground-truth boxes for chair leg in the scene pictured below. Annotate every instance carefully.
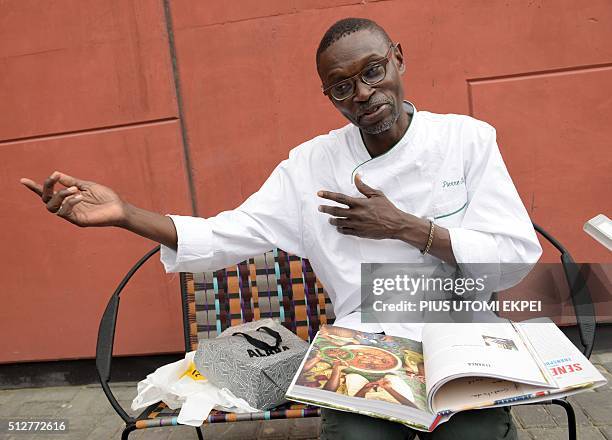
[551,399,577,440]
[195,426,204,440]
[121,424,136,440]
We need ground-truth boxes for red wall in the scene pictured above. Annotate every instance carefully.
[1,0,611,363]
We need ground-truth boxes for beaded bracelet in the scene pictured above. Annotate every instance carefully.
[421,221,435,255]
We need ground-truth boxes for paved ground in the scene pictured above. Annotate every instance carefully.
[1,351,611,439]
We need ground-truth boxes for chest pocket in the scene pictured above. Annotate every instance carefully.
[432,193,468,227]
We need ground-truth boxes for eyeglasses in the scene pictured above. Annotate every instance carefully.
[322,43,398,101]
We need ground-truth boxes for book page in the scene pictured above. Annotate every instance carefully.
[422,321,554,409]
[516,318,606,389]
[432,376,527,413]
[432,372,605,414]
[432,319,608,412]
[287,326,444,430]
[289,325,428,410]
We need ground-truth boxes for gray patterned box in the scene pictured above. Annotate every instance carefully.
[194,318,309,410]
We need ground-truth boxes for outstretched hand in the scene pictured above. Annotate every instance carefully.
[20,172,127,227]
[317,174,413,240]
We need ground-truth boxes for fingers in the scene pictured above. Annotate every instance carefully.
[55,193,83,217]
[327,217,351,228]
[324,216,358,235]
[317,190,357,207]
[20,178,44,197]
[55,172,89,190]
[354,174,380,197]
[42,173,61,202]
[46,186,79,213]
[20,170,91,228]
[336,227,357,236]
[318,204,350,217]
[20,171,90,202]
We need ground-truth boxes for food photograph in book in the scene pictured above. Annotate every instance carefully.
[295,326,428,410]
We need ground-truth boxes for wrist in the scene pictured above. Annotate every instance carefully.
[389,209,414,240]
[116,201,134,229]
[394,212,430,247]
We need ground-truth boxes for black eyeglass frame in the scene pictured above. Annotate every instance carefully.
[321,43,399,101]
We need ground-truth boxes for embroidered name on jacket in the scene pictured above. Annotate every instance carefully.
[442,177,465,188]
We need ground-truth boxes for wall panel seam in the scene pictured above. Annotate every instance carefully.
[163,0,199,216]
[467,62,612,84]
[0,117,179,146]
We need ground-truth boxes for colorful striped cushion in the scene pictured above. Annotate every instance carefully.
[181,249,335,351]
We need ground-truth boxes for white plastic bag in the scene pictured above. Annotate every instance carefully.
[131,351,258,426]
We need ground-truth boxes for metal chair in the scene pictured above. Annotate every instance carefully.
[96,223,596,439]
[522,222,597,440]
[96,247,333,439]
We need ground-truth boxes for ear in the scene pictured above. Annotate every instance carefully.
[395,43,406,74]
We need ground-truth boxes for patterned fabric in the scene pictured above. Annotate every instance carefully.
[182,249,335,350]
[135,249,333,430]
[136,402,321,428]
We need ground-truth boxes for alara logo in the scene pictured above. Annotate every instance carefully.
[247,346,290,358]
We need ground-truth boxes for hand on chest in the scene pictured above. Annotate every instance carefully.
[350,159,468,223]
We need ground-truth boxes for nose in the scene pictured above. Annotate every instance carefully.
[353,78,375,102]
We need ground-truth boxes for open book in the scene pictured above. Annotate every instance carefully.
[285,319,606,432]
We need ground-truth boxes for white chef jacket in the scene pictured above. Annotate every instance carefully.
[160,102,542,341]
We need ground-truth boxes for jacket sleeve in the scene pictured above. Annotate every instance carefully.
[446,122,542,293]
[160,156,305,273]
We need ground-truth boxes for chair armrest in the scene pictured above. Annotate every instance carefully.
[96,294,119,383]
[95,245,160,422]
[561,253,596,359]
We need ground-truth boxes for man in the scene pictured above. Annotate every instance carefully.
[22,17,540,439]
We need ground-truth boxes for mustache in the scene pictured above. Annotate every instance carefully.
[356,99,393,119]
